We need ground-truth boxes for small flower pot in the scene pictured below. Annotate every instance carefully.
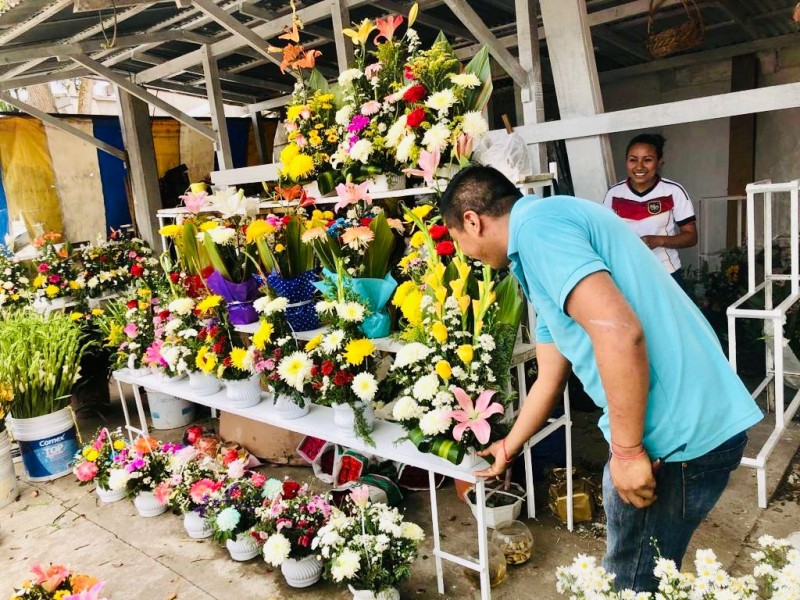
[369,173,406,193]
[332,402,374,438]
[223,374,263,408]
[226,533,260,561]
[348,586,400,600]
[134,491,167,517]
[183,510,213,539]
[150,368,186,383]
[188,371,221,396]
[272,394,309,420]
[280,554,323,588]
[95,483,125,504]
[465,485,524,529]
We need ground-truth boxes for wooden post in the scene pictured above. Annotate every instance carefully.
[538,0,615,200]
[727,54,757,248]
[330,0,354,73]
[201,45,234,171]
[515,0,547,173]
[117,90,163,251]
[251,111,268,165]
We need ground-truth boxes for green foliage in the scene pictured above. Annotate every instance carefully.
[362,213,397,279]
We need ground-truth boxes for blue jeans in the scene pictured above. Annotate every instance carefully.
[602,431,748,592]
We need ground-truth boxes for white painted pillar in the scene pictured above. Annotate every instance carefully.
[330,0,353,73]
[201,45,234,171]
[539,0,615,200]
[515,0,547,174]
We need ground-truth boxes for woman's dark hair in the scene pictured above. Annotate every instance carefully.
[438,165,523,230]
[626,133,666,160]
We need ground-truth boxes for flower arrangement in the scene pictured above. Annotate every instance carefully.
[256,479,332,567]
[555,534,800,599]
[72,427,128,490]
[0,246,31,307]
[156,445,226,515]
[0,311,89,419]
[75,233,157,298]
[205,477,267,544]
[121,437,181,499]
[10,563,108,600]
[312,486,424,596]
[98,288,159,372]
[31,233,81,301]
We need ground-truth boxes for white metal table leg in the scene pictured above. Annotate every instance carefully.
[131,384,150,437]
[523,442,536,519]
[475,478,491,599]
[116,379,135,444]
[428,470,445,595]
[564,389,574,532]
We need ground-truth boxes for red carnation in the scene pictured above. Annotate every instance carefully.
[126,300,138,309]
[321,361,334,376]
[310,365,320,377]
[130,264,144,277]
[282,480,301,500]
[185,425,204,445]
[403,65,414,80]
[429,224,448,240]
[360,217,373,227]
[169,272,180,283]
[198,328,208,341]
[208,325,220,338]
[99,256,108,263]
[213,342,224,354]
[333,371,353,386]
[158,310,170,320]
[436,241,455,256]
[406,107,426,128]
[403,84,427,103]
[223,356,232,367]
[200,266,214,279]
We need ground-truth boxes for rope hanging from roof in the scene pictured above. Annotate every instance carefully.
[646,0,705,59]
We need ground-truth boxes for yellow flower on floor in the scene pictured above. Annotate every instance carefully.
[196,295,223,313]
[431,321,448,344]
[392,280,417,308]
[288,154,315,181]
[410,231,426,249]
[159,224,181,237]
[113,440,126,450]
[246,219,275,243]
[344,338,375,365]
[196,346,217,373]
[253,321,273,351]
[45,284,59,297]
[32,275,45,288]
[305,334,323,352]
[230,347,248,370]
[457,344,474,365]
[435,360,452,381]
[69,312,84,321]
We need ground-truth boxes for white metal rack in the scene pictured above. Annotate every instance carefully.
[726,179,800,508]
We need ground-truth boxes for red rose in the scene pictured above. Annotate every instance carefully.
[321,361,334,376]
[436,241,455,256]
[130,264,144,277]
[208,325,220,338]
[158,310,170,320]
[360,217,373,227]
[212,343,224,354]
[403,84,427,103]
[298,535,311,547]
[126,300,138,309]
[310,365,319,377]
[185,425,204,445]
[282,480,301,500]
[201,266,214,279]
[428,224,448,240]
[169,272,180,283]
[406,107,426,128]
[403,65,414,80]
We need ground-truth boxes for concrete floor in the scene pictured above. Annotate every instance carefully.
[1,398,799,600]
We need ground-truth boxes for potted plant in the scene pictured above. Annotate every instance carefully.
[206,477,267,561]
[0,311,89,481]
[10,562,109,600]
[123,436,180,517]
[256,479,332,587]
[72,427,129,503]
[312,486,424,600]
[0,382,18,509]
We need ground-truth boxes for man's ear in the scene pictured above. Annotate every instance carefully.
[463,210,481,235]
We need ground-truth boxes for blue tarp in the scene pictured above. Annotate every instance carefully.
[92,116,131,233]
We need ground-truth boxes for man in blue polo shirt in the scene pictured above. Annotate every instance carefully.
[439,166,762,592]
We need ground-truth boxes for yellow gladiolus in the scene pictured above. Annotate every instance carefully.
[457,344,474,365]
[253,320,273,351]
[344,338,375,365]
[159,224,181,237]
[392,280,417,308]
[435,360,451,381]
[457,295,470,314]
[410,231,426,249]
[246,219,275,243]
[305,334,323,352]
[431,321,448,344]
[405,205,433,222]
[45,284,59,297]
[342,19,376,45]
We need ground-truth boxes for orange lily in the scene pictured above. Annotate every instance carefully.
[375,14,403,43]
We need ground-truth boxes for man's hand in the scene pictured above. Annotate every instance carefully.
[609,452,657,508]
[474,440,509,479]
[641,235,663,249]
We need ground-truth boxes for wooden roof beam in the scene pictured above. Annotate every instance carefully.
[0,0,73,46]
[716,0,760,41]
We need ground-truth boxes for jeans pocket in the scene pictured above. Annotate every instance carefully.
[681,434,747,521]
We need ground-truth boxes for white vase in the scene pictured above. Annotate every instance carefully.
[348,586,400,600]
[280,554,323,588]
[226,533,260,561]
[188,371,221,396]
[369,173,406,193]
[150,368,186,383]
[223,374,263,408]
[0,429,19,509]
[183,510,213,539]
[273,393,309,420]
[128,366,151,378]
[95,483,125,504]
[134,491,167,517]
[332,402,374,437]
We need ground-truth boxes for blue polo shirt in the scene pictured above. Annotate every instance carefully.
[508,195,762,462]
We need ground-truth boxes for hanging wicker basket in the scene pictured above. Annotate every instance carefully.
[646,0,705,58]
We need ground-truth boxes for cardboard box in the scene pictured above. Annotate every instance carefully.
[218,411,308,466]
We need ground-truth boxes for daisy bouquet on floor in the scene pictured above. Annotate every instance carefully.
[256,479,333,567]
[10,563,108,600]
[205,476,268,544]
[0,246,31,308]
[72,427,129,490]
[154,445,227,514]
[312,485,424,596]
[30,233,81,301]
[388,208,524,464]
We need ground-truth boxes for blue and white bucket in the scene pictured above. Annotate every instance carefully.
[7,407,79,482]
[145,389,195,430]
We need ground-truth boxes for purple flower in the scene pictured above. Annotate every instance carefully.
[347,114,370,133]
[348,134,359,147]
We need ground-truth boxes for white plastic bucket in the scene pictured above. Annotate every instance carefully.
[7,407,79,482]
[0,429,19,508]
[145,389,195,430]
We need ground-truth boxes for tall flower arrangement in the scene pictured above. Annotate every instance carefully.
[98,288,160,372]
[31,233,81,301]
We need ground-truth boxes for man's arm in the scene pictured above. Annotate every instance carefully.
[642,221,698,250]
[565,270,655,508]
[475,343,571,478]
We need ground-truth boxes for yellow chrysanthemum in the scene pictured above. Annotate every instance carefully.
[246,219,275,243]
[305,334,323,352]
[230,347,248,370]
[69,312,84,321]
[68,280,82,290]
[32,275,45,288]
[197,295,223,313]
[196,346,217,373]
[280,143,301,168]
[344,338,375,365]
[410,231,426,249]
[288,154,315,181]
[45,284,59,297]
[400,289,423,326]
[457,344,474,365]
[159,224,181,237]
[286,105,306,123]
[138,301,149,311]
[82,447,99,462]
[138,288,152,297]
[199,221,218,232]
[431,321,448,344]
[253,321,273,351]
[392,280,417,308]
[405,205,433,222]
[435,360,452,381]
[113,440,126,450]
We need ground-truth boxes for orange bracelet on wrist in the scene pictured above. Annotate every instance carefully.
[501,438,515,464]
[611,448,647,460]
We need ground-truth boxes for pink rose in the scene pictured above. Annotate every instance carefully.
[74,461,98,482]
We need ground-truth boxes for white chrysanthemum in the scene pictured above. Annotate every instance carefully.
[164,319,182,334]
[422,123,451,152]
[392,396,423,421]
[449,72,481,88]
[107,468,130,491]
[392,342,433,369]
[254,296,289,316]
[335,105,354,127]
[336,301,365,323]
[331,548,361,582]
[413,373,440,401]
[263,533,292,566]
[277,351,314,391]
[400,521,425,542]
[316,300,335,313]
[87,277,99,289]
[385,114,408,148]
[424,89,457,113]
[461,111,489,139]
[206,226,236,245]
[338,68,363,87]
[433,391,455,409]
[348,139,373,164]
[178,328,198,339]
[352,372,378,402]
[419,409,452,436]
[396,134,416,163]
[322,329,345,353]
[168,297,195,316]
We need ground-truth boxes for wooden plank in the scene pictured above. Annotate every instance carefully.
[330,0,354,74]
[71,54,217,140]
[515,0,546,172]
[0,0,74,46]
[210,163,281,186]
[251,111,268,164]
[0,92,127,160]
[201,45,234,171]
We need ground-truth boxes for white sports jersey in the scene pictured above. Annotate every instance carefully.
[602,177,696,273]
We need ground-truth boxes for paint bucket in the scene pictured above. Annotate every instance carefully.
[7,407,79,482]
[145,389,195,430]
[0,429,19,508]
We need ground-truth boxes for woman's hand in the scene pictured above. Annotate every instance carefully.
[474,440,512,479]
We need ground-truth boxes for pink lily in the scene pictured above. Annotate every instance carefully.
[64,581,108,600]
[374,14,403,43]
[446,388,504,445]
[402,148,440,187]
[349,484,371,508]
[334,180,372,212]
[145,339,165,367]
[179,191,209,214]
[454,133,474,164]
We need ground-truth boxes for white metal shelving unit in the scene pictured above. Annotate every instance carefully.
[727,179,800,508]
